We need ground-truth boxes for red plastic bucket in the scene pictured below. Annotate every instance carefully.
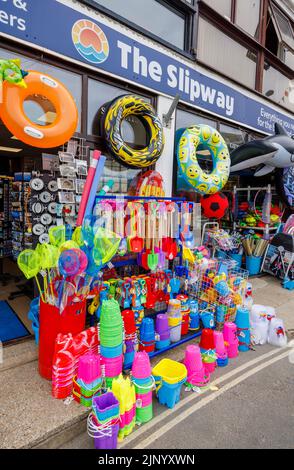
[39,299,86,380]
[181,312,190,336]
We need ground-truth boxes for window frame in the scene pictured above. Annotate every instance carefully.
[269,2,294,55]
[78,0,197,57]
[198,0,294,114]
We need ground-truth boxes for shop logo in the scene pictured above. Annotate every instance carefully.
[72,19,109,65]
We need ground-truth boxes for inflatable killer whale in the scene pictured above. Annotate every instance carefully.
[230,123,294,176]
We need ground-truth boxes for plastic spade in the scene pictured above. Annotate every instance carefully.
[180,202,194,248]
[115,201,127,256]
[157,203,166,269]
[130,203,144,253]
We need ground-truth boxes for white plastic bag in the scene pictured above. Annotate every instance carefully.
[268,318,287,348]
[251,318,269,345]
[251,305,276,324]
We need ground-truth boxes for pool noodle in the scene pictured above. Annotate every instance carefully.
[84,154,107,220]
[76,150,101,226]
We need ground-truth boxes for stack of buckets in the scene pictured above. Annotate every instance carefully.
[112,374,136,440]
[155,314,170,350]
[167,299,182,343]
[177,295,190,336]
[184,344,210,388]
[152,358,187,409]
[52,340,75,399]
[121,309,137,369]
[131,352,154,424]
[52,327,100,399]
[213,330,228,367]
[73,353,102,407]
[189,300,200,331]
[88,391,120,449]
[139,317,155,354]
[199,328,217,375]
[223,322,239,358]
[100,299,123,389]
[235,306,251,351]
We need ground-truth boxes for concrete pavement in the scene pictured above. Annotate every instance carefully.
[0,274,293,449]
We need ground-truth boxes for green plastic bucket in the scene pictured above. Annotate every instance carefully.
[136,404,153,424]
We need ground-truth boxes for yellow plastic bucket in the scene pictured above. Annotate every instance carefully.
[152,358,187,385]
[168,316,182,327]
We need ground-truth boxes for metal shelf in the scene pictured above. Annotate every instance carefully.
[236,225,278,231]
[148,330,202,359]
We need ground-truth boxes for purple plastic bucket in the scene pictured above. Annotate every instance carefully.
[155,314,170,341]
[94,424,119,449]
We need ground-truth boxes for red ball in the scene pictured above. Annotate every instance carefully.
[200,192,229,219]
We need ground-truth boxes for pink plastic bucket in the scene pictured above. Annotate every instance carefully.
[136,391,153,407]
[213,331,228,360]
[125,405,136,426]
[132,351,152,379]
[187,368,210,387]
[77,353,101,384]
[227,343,239,359]
[223,322,238,346]
[101,355,123,378]
[184,344,203,374]
[204,362,216,375]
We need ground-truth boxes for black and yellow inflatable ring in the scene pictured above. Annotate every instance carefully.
[102,95,164,169]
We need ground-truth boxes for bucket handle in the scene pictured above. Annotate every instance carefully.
[131,375,156,391]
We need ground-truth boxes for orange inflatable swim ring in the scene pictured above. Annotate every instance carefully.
[0,70,78,148]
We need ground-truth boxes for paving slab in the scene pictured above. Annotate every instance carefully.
[0,360,88,449]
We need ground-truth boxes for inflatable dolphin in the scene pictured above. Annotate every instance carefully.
[230,124,294,176]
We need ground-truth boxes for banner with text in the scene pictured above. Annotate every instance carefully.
[0,0,294,134]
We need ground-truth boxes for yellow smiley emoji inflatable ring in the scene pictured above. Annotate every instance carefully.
[176,125,231,195]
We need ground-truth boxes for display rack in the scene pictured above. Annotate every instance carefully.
[232,184,280,239]
[94,194,203,357]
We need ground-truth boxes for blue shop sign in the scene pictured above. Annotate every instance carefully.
[0,0,294,134]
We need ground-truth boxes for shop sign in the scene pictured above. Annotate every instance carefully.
[0,0,294,134]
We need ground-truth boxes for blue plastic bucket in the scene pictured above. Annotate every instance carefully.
[155,339,171,350]
[217,357,229,367]
[246,256,262,276]
[201,311,215,329]
[154,377,186,409]
[189,312,200,330]
[235,306,251,352]
[100,343,123,358]
[123,351,135,370]
[230,253,242,268]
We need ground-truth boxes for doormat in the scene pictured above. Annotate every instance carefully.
[0,301,30,343]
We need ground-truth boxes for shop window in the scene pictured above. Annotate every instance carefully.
[0,48,82,132]
[94,150,140,194]
[87,78,150,147]
[263,62,294,112]
[266,3,294,65]
[176,109,217,129]
[202,0,232,20]
[284,48,294,70]
[235,0,261,39]
[197,18,257,89]
[219,123,248,151]
[88,0,186,50]
[23,95,57,127]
